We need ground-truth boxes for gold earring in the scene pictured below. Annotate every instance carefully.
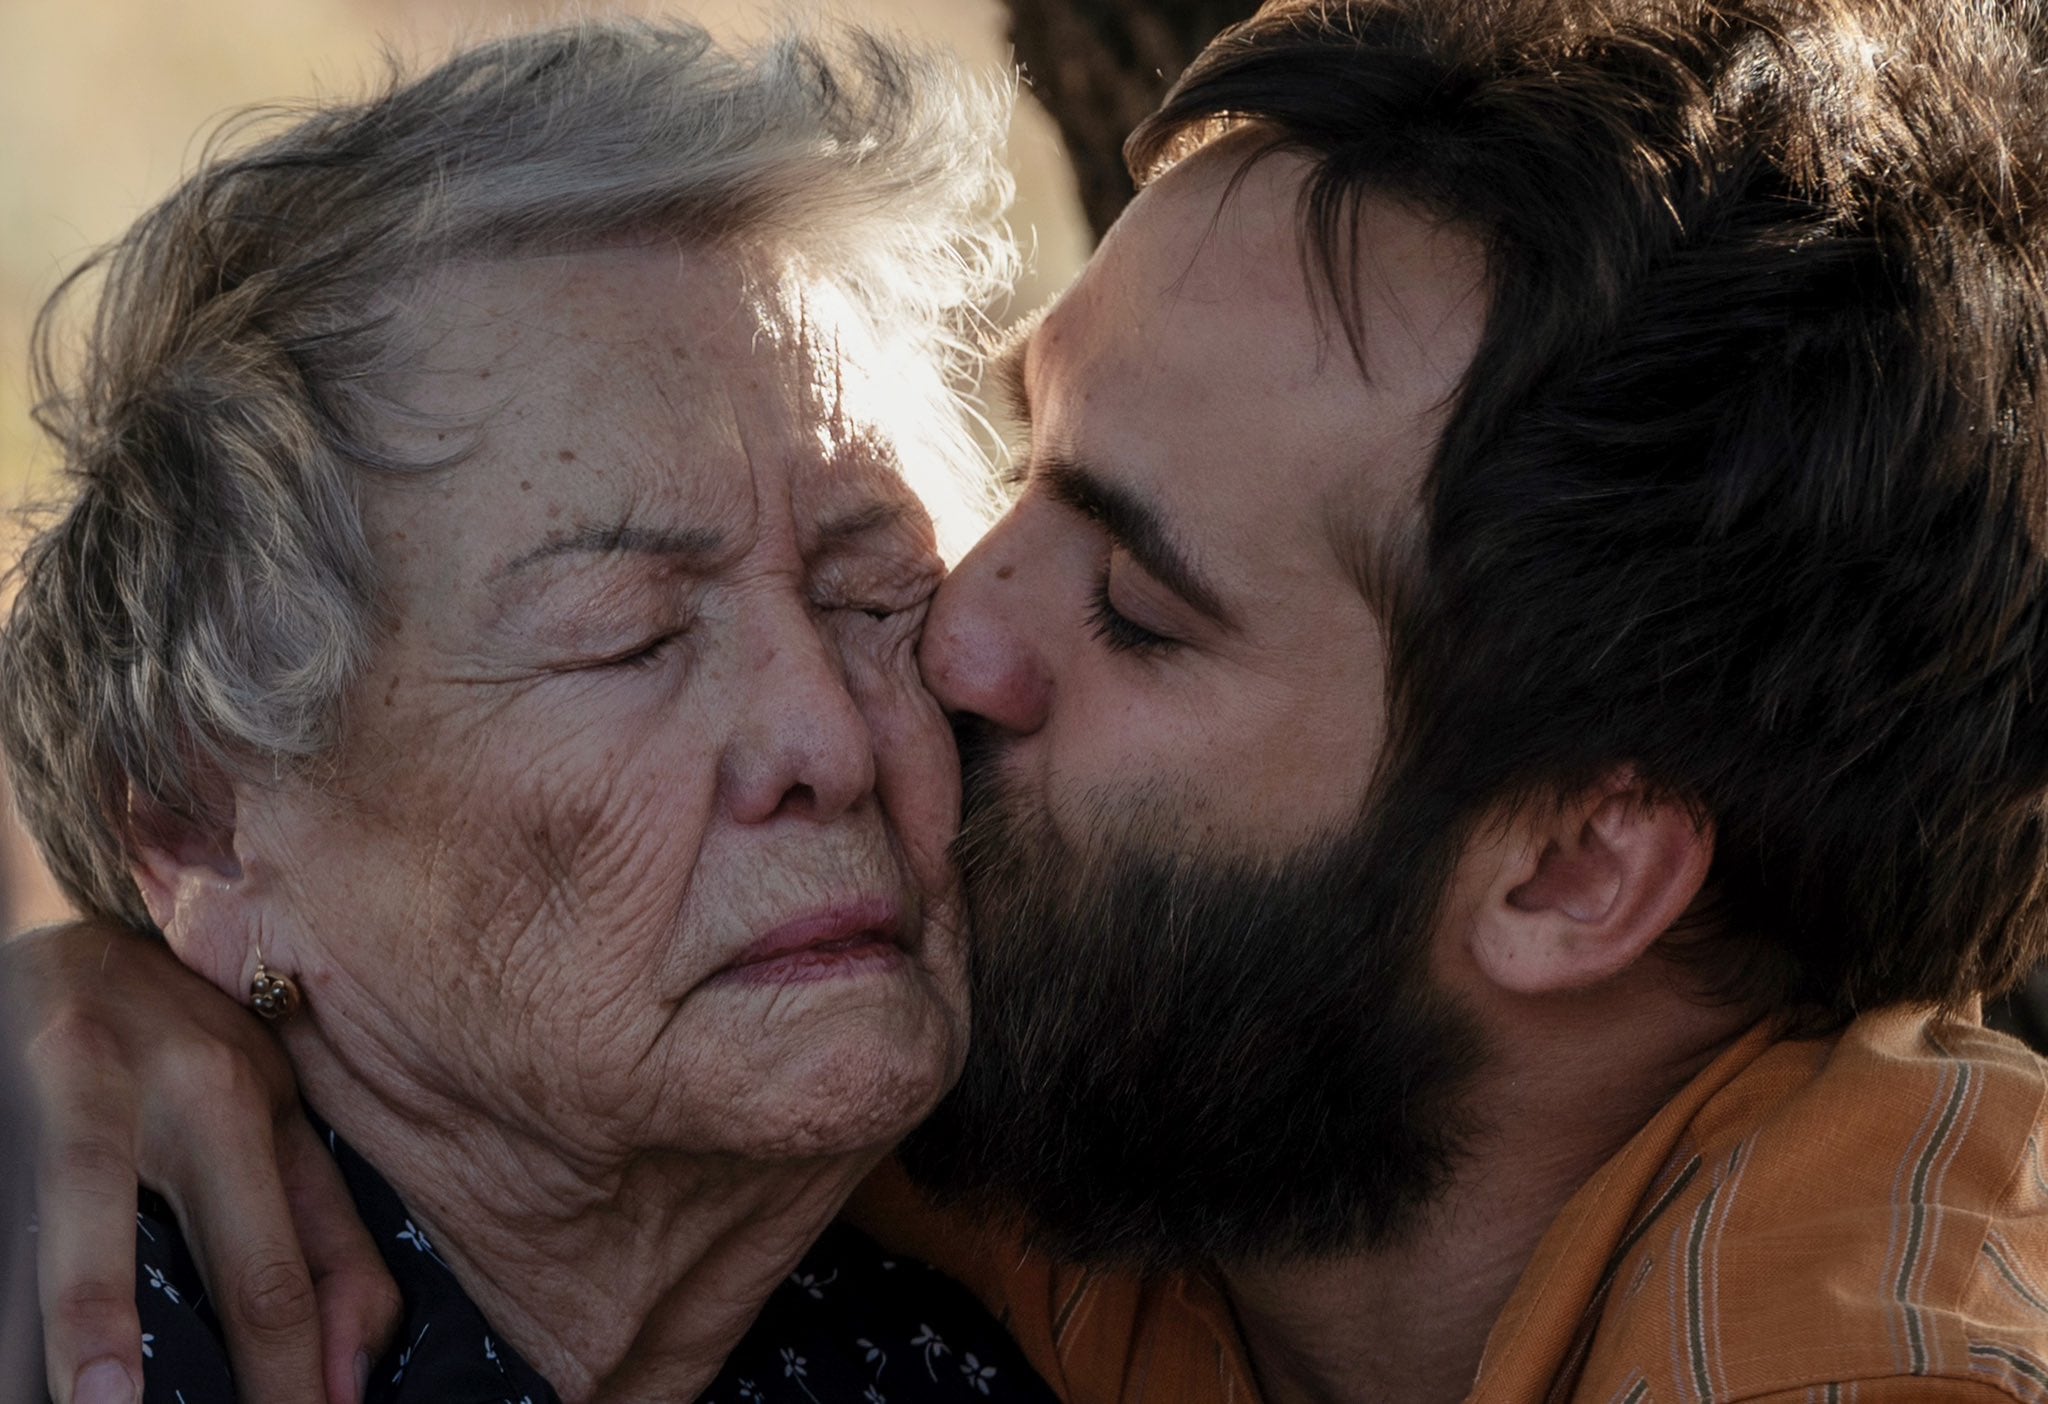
[249,950,301,1022]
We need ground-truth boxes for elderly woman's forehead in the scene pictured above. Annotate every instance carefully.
[379,247,910,466]
[363,246,932,571]
[398,246,885,378]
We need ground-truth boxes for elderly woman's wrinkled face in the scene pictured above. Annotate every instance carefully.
[212,245,969,1163]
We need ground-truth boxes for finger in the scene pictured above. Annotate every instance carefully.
[275,1113,399,1404]
[28,1012,145,1404]
[159,1108,325,1404]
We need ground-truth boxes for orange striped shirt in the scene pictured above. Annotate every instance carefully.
[1478,1006,2048,1402]
[852,1006,2048,1403]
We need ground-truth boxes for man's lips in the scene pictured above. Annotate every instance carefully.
[714,897,909,986]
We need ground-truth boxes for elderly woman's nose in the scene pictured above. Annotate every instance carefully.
[720,623,879,825]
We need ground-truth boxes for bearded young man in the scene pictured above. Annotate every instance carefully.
[15,0,2048,1402]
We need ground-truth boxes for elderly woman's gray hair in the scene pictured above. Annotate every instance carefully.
[2,20,1016,931]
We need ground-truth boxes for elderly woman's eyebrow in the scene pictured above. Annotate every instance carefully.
[494,523,726,582]
[810,501,919,555]
[985,305,1049,429]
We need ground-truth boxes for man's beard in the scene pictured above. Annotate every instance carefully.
[900,725,1491,1273]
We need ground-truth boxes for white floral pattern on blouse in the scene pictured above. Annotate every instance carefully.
[126,1116,1059,1404]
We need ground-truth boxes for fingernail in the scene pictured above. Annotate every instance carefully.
[355,1350,372,1400]
[73,1358,136,1404]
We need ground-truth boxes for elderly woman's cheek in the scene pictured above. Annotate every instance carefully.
[502,745,708,931]
[835,620,965,1046]
[839,624,958,882]
[388,699,713,1002]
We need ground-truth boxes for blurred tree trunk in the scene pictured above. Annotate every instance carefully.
[1004,0,1260,238]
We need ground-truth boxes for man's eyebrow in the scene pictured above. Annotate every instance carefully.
[495,522,726,581]
[1039,457,1234,629]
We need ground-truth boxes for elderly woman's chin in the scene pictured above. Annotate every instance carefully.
[729,963,971,1159]
[670,904,973,1159]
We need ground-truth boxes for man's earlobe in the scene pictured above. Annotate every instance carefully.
[1470,774,1714,996]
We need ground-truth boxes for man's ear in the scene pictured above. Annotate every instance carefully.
[1467,771,1713,996]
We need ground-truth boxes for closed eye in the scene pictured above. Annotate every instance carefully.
[817,585,935,625]
[846,599,933,631]
[1086,572,1177,655]
[598,632,684,670]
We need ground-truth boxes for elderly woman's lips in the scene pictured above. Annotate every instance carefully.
[714,898,909,986]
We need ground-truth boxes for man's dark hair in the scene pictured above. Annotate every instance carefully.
[1129,0,2048,1026]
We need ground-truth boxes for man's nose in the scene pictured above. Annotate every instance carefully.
[920,515,1054,736]
[723,615,878,825]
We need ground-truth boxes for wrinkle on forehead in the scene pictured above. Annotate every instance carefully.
[730,253,986,561]
[742,267,886,474]
[365,245,946,619]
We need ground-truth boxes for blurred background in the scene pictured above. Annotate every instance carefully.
[0,0,1261,933]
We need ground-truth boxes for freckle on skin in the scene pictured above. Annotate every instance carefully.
[520,480,532,492]
[559,449,576,463]
[996,565,1016,581]
[478,369,492,380]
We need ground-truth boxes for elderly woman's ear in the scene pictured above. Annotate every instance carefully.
[125,779,267,995]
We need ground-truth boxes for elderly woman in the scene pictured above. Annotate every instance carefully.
[0,21,1056,1404]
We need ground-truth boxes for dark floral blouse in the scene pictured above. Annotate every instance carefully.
[129,1122,1058,1404]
